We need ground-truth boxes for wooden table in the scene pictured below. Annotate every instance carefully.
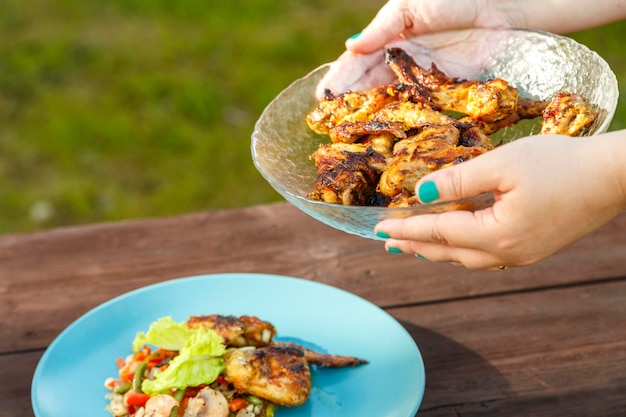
[2,202,626,417]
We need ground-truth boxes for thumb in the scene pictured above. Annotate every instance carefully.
[345,2,411,54]
[415,154,503,204]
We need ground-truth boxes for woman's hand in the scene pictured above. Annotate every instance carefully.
[374,133,626,270]
[316,0,520,98]
[344,0,520,55]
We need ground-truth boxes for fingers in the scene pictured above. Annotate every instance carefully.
[415,152,509,205]
[377,210,497,251]
[314,50,395,99]
[383,236,506,270]
[345,0,414,54]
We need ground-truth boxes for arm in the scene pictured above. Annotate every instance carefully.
[346,0,626,55]
[374,130,626,270]
[518,0,626,34]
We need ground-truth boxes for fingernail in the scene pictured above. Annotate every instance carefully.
[416,254,425,259]
[348,32,361,40]
[418,181,439,203]
[376,231,390,239]
[387,247,403,254]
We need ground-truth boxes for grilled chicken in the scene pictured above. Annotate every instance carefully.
[386,47,520,121]
[540,90,598,136]
[224,343,367,407]
[379,124,490,198]
[272,342,368,368]
[187,314,276,347]
[307,83,446,143]
[306,47,598,208]
[224,345,312,407]
[308,140,391,206]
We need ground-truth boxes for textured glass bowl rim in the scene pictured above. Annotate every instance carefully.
[251,28,619,240]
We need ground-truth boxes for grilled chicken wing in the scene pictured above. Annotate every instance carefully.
[540,90,598,136]
[306,83,443,143]
[308,140,391,206]
[224,343,368,407]
[187,315,276,347]
[386,47,521,122]
[272,342,368,368]
[379,124,490,198]
[306,84,415,141]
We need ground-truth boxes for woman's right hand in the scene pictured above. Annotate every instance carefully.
[316,0,522,98]
[344,0,521,55]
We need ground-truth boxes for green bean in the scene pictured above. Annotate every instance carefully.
[168,389,186,417]
[246,395,263,405]
[132,361,148,393]
[113,381,131,394]
[168,405,179,417]
[172,388,186,403]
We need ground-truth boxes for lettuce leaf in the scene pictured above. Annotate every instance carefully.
[132,316,196,352]
[131,316,227,395]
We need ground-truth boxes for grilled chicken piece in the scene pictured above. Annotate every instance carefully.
[306,84,411,140]
[540,90,598,136]
[187,315,276,348]
[386,46,551,134]
[272,342,368,368]
[224,343,368,407]
[386,47,520,122]
[224,345,312,407]
[306,83,437,143]
[308,141,390,206]
[379,124,490,198]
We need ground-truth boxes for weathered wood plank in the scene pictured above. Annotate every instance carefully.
[1,350,42,417]
[391,280,626,416]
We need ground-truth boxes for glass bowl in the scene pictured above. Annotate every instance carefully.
[251,28,619,240]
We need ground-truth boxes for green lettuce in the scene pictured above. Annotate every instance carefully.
[132,316,196,352]
[131,316,227,395]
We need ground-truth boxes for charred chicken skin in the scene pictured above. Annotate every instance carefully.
[187,314,276,347]
[225,345,312,407]
[305,47,599,207]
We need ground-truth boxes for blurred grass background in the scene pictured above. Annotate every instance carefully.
[1,0,625,234]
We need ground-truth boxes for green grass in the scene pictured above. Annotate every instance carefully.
[1,1,625,234]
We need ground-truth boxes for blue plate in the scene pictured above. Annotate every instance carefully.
[31,273,425,416]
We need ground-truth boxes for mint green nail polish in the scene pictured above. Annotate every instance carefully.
[376,231,390,239]
[387,247,403,254]
[348,32,361,40]
[418,181,439,203]
[416,254,425,259]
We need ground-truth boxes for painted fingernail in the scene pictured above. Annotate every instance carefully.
[387,247,403,254]
[376,231,390,239]
[416,254,425,259]
[348,32,361,40]
[418,181,439,203]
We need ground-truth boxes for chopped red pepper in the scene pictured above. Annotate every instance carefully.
[229,397,249,412]
[126,391,150,407]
